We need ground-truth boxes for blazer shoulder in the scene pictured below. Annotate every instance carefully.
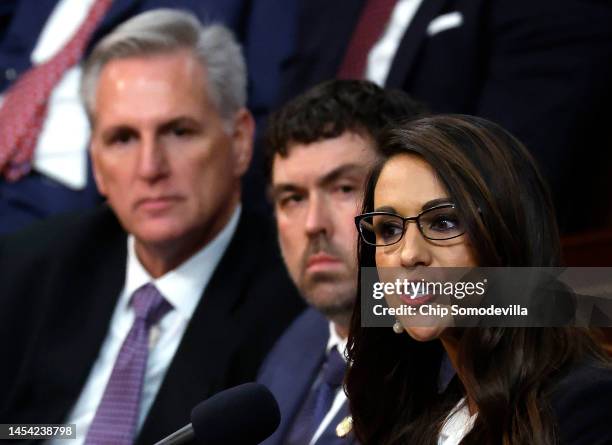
[271,308,329,353]
[258,308,327,379]
[551,361,612,445]
[0,205,123,256]
[0,205,121,261]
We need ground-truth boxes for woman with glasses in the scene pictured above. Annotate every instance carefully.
[346,115,612,445]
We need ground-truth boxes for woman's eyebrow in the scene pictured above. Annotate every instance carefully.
[421,197,452,211]
[373,198,452,214]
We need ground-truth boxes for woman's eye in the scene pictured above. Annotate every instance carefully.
[428,214,460,232]
[377,221,404,241]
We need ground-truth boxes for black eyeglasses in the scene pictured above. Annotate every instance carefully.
[355,204,466,246]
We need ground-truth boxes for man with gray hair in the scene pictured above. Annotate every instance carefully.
[0,9,303,445]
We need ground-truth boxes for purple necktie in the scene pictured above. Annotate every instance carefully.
[85,283,172,445]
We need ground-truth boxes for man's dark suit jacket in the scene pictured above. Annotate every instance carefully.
[278,0,612,232]
[0,205,305,444]
[257,308,357,445]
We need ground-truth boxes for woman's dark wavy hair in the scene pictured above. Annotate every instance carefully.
[345,115,608,445]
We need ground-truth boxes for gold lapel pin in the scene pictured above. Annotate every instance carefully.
[336,415,353,438]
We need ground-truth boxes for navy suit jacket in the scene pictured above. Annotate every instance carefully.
[0,205,305,444]
[0,0,251,234]
[257,308,358,445]
[278,0,612,232]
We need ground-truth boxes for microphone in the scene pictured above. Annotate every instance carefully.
[153,382,280,445]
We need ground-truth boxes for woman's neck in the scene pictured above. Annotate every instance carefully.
[440,329,478,416]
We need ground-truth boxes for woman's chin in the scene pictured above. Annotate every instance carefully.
[404,325,446,342]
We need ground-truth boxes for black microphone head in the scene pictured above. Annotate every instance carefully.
[190,382,280,445]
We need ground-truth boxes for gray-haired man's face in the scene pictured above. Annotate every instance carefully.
[90,50,253,275]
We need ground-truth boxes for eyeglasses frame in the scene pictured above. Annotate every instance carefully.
[354,203,466,246]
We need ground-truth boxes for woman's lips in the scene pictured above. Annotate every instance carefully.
[398,293,435,306]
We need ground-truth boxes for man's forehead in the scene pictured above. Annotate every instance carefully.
[271,132,378,184]
[91,51,212,129]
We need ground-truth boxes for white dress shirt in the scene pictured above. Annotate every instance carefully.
[365,0,424,86]
[0,0,95,189]
[437,398,477,445]
[49,205,241,445]
[309,322,348,445]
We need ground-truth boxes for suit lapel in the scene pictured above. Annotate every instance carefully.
[315,401,357,445]
[385,0,448,88]
[279,0,365,97]
[137,210,263,444]
[296,0,365,58]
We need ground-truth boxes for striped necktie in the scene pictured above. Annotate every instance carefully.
[337,0,399,79]
[0,0,113,181]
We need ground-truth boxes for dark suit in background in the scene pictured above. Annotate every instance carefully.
[278,0,612,232]
[0,205,304,444]
[241,0,301,215]
[258,309,357,445]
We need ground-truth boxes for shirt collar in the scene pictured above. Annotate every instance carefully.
[122,205,242,320]
[326,321,348,363]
